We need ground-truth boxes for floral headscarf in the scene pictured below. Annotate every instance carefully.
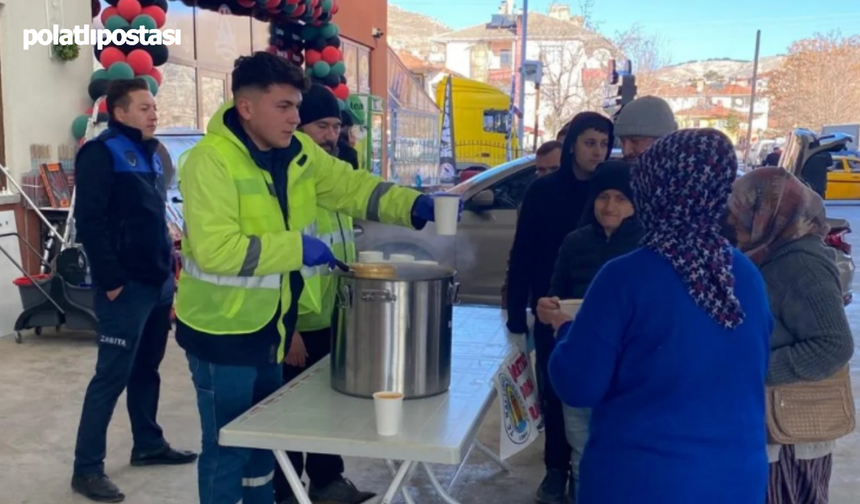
[728,167,829,265]
[631,128,744,329]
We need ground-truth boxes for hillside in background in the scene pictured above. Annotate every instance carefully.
[388,4,450,60]
[652,56,786,84]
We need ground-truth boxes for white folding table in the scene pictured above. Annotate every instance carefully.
[219,307,515,504]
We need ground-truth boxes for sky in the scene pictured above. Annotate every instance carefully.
[391,0,860,64]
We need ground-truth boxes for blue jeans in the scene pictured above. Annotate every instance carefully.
[563,405,591,503]
[73,279,173,475]
[187,353,283,504]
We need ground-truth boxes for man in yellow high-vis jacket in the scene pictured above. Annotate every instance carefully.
[174,53,462,504]
[272,83,367,504]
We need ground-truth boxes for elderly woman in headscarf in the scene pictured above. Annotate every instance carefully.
[728,167,854,504]
[545,129,774,504]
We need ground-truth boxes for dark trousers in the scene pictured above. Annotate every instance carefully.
[533,320,573,472]
[187,354,283,504]
[273,327,344,502]
[73,279,173,475]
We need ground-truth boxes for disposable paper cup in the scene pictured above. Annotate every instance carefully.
[373,391,404,436]
[388,253,414,262]
[433,194,460,236]
[359,251,384,263]
[558,299,583,318]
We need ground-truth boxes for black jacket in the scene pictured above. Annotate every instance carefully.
[74,121,173,291]
[548,218,644,299]
[506,112,614,333]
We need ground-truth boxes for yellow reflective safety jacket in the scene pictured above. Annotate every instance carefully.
[175,101,421,364]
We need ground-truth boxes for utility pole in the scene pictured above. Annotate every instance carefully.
[744,30,761,166]
[517,0,528,149]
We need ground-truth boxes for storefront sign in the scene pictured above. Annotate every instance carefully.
[494,346,542,460]
[438,75,457,185]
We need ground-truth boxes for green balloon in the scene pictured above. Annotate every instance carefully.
[330,61,345,76]
[71,115,89,140]
[319,23,337,39]
[91,69,108,81]
[337,98,345,111]
[107,61,134,80]
[321,0,333,11]
[313,61,331,78]
[301,25,318,41]
[131,14,157,31]
[105,15,130,31]
[305,66,314,77]
[139,74,159,96]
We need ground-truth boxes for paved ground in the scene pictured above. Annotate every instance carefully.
[2,204,860,504]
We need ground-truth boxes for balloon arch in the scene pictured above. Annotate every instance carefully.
[75,0,346,140]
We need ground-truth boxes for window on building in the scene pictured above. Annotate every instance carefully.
[156,63,199,130]
[200,74,226,129]
[483,110,511,134]
[499,49,512,68]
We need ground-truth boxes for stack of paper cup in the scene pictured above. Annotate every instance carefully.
[433,194,461,236]
[373,391,404,436]
[558,299,584,318]
[388,253,414,262]
[358,251,384,263]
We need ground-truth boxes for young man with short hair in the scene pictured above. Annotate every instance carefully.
[72,78,197,503]
[175,52,459,504]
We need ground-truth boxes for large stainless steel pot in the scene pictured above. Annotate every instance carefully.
[331,262,459,399]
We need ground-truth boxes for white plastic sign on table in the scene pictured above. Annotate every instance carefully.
[495,346,542,459]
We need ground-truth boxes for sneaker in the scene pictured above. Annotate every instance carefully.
[71,473,125,503]
[309,477,376,504]
[535,468,568,504]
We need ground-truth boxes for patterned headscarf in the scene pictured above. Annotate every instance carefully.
[631,128,744,329]
[728,167,829,265]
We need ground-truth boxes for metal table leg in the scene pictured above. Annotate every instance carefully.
[274,450,312,504]
[473,440,512,471]
[380,460,413,504]
[385,460,417,504]
[422,462,464,504]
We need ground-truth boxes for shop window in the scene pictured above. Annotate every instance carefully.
[157,63,199,130]
[200,74,226,129]
[196,8,251,71]
[483,110,510,134]
[358,47,371,94]
[162,0,196,62]
[251,18,270,52]
[343,42,358,89]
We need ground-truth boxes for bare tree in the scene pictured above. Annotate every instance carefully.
[767,31,860,133]
[537,40,614,136]
[612,24,671,94]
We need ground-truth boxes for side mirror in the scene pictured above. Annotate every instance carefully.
[471,189,495,209]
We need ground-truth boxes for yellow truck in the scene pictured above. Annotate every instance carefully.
[435,75,521,174]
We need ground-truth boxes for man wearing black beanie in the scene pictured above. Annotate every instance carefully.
[272,83,373,504]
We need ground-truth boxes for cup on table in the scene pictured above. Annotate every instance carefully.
[373,391,404,436]
[433,194,461,236]
[558,299,583,318]
[358,251,384,263]
[388,253,414,262]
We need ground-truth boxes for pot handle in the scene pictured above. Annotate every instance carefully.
[449,282,461,305]
[337,284,352,308]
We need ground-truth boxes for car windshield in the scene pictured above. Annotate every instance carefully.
[446,155,536,195]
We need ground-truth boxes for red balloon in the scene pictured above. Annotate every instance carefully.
[99,47,126,68]
[290,4,306,17]
[116,0,142,22]
[333,83,349,100]
[141,6,166,28]
[287,0,301,4]
[321,46,341,65]
[148,66,162,85]
[127,49,154,75]
[331,1,339,14]
[266,0,282,9]
[312,6,323,19]
[237,0,256,7]
[305,49,322,66]
[100,6,118,26]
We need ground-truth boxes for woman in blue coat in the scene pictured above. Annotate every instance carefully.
[546,128,773,504]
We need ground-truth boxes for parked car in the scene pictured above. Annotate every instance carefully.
[824,154,860,200]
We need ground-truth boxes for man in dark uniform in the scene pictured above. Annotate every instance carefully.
[71,78,196,503]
